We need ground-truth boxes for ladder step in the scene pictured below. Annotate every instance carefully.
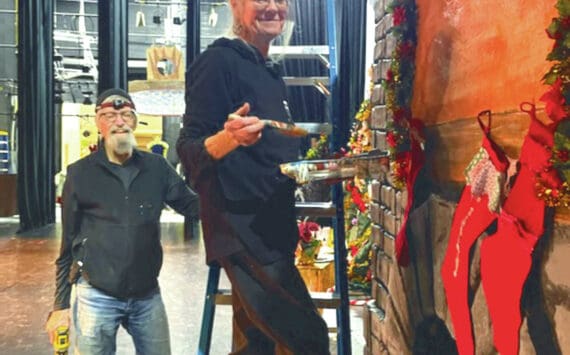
[214,289,341,309]
[295,202,336,217]
[310,292,342,308]
[213,289,232,305]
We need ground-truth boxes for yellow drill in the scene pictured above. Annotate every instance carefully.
[53,326,69,355]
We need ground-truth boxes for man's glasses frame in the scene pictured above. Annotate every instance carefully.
[99,110,137,123]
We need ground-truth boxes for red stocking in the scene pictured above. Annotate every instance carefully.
[394,140,424,266]
[481,103,559,355]
[441,111,509,355]
[395,118,426,266]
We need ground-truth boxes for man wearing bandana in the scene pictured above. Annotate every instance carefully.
[45,88,199,355]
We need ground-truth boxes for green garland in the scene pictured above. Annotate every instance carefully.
[383,0,421,189]
[543,0,570,96]
[536,0,570,207]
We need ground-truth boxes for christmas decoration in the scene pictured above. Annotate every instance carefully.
[343,99,374,293]
[296,219,322,266]
[538,0,570,206]
[344,178,373,293]
[383,0,424,189]
[383,0,424,266]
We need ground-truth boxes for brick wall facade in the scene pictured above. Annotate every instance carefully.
[362,0,412,353]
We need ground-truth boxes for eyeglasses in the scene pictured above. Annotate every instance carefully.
[99,111,137,123]
[252,0,288,9]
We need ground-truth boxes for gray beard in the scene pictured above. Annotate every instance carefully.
[109,132,137,155]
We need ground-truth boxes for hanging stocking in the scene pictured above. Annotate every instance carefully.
[395,118,425,266]
[480,103,561,355]
[441,111,510,355]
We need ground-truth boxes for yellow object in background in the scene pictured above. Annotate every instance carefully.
[146,136,169,158]
[146,45,184,81]
[53,326,69,355]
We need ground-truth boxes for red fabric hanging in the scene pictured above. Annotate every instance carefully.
[480,103,560,355]
[395,118,426,266]
[441,111,509,355]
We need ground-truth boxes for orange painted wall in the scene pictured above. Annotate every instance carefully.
[412,0,558,124]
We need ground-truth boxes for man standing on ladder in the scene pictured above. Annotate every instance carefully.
[177,0,330,354]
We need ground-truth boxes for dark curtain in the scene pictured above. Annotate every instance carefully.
[98,1,129,92]
[283,0,367,150]
[186,0,201,67]
[282,0,328,125]
[337,0,367,146]
[17,0,56,231]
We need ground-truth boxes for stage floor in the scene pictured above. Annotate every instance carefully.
[0,211,365,354]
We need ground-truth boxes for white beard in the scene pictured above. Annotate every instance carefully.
[108,131,137,155]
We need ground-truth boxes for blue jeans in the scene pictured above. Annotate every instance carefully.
[72,277,171,355]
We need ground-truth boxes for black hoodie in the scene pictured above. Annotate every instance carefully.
[177,38,301,264]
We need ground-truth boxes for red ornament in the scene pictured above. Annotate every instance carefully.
[556,149,570,162]
[393,107,410,123]
[561,16,570,29]
[386,68,394,82]
[386,131,399,148]
[545,28,562,40]
[539,78,568,122]
[350,245,359,257]
[393,6,406,26]
[397,41,414,58]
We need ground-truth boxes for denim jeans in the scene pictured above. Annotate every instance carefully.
[72,277,171,355]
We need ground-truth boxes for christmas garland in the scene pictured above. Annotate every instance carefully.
[347,99,373,156]
[344,177,373,293]
[536,0,570,207]
[343,96,374,293]
[383,0,424,189]
[382,0,424,266]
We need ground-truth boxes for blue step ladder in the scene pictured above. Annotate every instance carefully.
[197,0,351,354]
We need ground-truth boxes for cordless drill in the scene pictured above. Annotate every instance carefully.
[53,326,69,355]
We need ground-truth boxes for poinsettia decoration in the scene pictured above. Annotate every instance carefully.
[537,0,570,207]
[296,219,322,265]
[298,220,320,243]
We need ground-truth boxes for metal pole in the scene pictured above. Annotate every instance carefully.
[327,0,352,354]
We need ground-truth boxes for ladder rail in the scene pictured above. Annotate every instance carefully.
[197,265,221,355]
[326,0,352,354]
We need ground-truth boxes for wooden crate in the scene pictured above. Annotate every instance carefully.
[296,260,335,292]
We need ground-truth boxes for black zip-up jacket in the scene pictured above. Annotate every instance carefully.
[53,148,199,310]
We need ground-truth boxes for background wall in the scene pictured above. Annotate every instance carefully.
[0,1,17,142]
[412,0,556,124]
[412,0,558,184]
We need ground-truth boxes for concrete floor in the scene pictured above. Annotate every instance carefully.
[0,213,365,354]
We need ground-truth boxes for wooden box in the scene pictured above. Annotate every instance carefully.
[296,260,335,292]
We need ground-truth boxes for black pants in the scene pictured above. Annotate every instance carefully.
[220,251,331,355]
